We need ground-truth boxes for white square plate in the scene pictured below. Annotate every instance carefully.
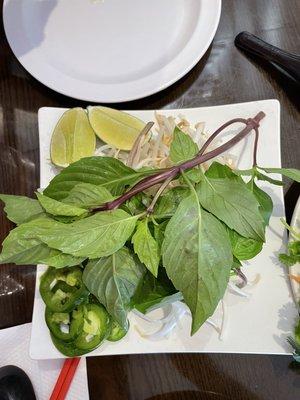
[30,99,296,359]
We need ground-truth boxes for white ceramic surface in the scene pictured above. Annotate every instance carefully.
[3,0,221,102]
[30,100,296,359]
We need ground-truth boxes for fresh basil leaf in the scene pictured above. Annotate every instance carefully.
[183,168,203,183]
[0,218,83,267]
[83,248,145,329]
[36,193,87,217]
[258,167,300,183]
[206,162,241,180]
[131,269,180,314]
[233,168,254,176]
[62,183,114,208]
[154,187,190,217]
[0,194,44,225]
[43,156,151,200]
[124,193,149,215]
[228,229,263,261]
[153,220,168,252]
[247,180,273,225]
[196,176,265,241]
[170,127,198,164]
[132,219,160,277]
[162,193,233,334]
[255,171,283,186]
[37,209,139,258]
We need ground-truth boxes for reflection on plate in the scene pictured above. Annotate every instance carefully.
[3,0,221,102]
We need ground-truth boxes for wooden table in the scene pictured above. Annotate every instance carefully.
[0,0,299,399]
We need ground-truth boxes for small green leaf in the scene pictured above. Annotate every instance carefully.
[0,218,83,267]
[83,248,145,329]
[131,269,179,314]
[197,176,265,241]
[43,156,152,200]
[234,168,254,176]
[258,167,300,183]
[62,183,114,208]
[36,193,87,217]
[154,187,190,217]
[228,229,263,261]
[247,180,273,225]
[170,127,198,164]
[0,194,44,225]
[183,168,203,183]
[132,219,160,277]
[37,209,139,258]
[255,171,283,186]
[206,162,241,180]
[162,191,233,335]
[153,220,168,252]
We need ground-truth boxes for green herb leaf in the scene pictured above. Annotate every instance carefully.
[247,180,273,225]
[43,156,151,200]
[0,194,44,225]
[170,127,198,164]
[36,193,87,217]
[197,176,265,241]
[258,167,300,183]
[162,192,233,334]
[37,209,139,258]
[83,248,145,329]
[132,219,160,277]
[206,162,241,180]
[228,229,263,261]
[182,168,203,183]
[154,186,190,217]
[233,168,254,176]
[153,220,168,252]
[62,183,114,208]
[124,193,149,215]
[0,218,83,267]
[255,171,283,186]
[131,269,180,314]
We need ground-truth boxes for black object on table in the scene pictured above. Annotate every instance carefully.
[0,366,36,400]
[235,31,300,83]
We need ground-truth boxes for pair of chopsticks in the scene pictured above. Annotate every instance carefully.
[50,357,81,400]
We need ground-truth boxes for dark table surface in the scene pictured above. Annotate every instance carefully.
[0,0,300,399]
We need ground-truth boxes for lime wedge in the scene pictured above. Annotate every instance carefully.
[87,106,146,151]
[50,108,96,167]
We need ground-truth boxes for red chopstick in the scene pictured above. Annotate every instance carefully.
[49,357,81,400]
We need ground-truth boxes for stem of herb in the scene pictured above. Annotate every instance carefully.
[92,112,265,212]
[252,127,259,167]
[147,175,175,214]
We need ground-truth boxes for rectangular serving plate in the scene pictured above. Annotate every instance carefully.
[30,99,296,359]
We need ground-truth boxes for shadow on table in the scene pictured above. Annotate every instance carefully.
[145,390,230,400]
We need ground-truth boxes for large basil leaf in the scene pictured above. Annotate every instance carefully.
[37,209,138,258]
[43,156,151,200]
[131,269,180,314]
[196,176,265,241]
[0,218,83,267]
[36,193,87,217]
[228,229,263,261]
[247,180,273,225]
[132,219,160,277]
[83,248,145,329]
[162,193,232,334]
[170,127,198,164]
[258,167,300,183]
[62,183,114,208]
[0,194,44,225]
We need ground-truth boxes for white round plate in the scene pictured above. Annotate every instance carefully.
[3,0,221,103]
